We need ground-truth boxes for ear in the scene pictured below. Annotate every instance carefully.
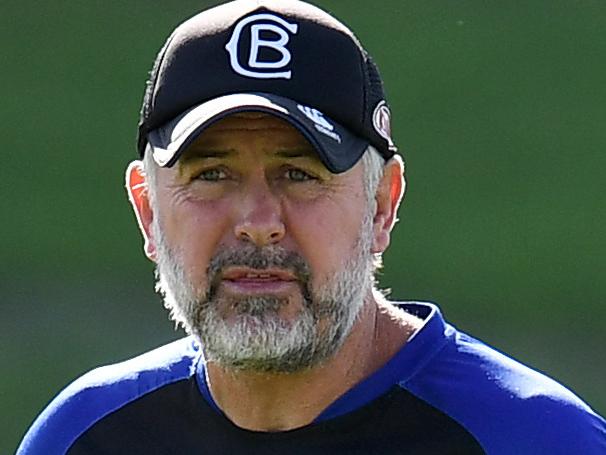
[125,160,157,261]
[371,155,406,254]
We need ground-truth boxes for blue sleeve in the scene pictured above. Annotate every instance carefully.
[17,369,137,455]
[17,338,198,455]
[406,328,606,454]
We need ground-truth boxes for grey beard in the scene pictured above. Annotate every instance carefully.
[153,214,374,373]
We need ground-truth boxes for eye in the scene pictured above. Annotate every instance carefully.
[285,168,315,182]
[195,168,227,182]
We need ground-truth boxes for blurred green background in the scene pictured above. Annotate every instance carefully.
[2,1,605,452]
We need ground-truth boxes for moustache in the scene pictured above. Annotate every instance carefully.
[207,245,312,294]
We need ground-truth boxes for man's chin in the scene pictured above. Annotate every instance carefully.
[221,313,291,333]
[210,292,307,321]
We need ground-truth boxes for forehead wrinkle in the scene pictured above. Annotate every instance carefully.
[176,114,323,169]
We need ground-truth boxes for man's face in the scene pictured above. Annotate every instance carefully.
[149,113,377,373]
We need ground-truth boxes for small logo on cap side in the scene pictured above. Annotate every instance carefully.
[372,101,395,149]
[297,104,341,143]
[225,14,298,79]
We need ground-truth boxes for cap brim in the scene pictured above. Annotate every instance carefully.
[147,93,368,173]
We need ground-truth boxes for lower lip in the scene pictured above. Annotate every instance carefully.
[221,279,299,295]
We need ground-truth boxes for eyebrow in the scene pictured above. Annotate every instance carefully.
[179,149,235,163]
[274,148,318,159]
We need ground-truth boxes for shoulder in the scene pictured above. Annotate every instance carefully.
[402,309,606,454]
[17,337,200,455]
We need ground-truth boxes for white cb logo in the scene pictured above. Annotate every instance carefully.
[225,14,298,79]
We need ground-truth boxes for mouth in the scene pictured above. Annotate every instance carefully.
[219,267,299,295]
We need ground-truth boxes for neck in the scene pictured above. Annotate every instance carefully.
[204,296,422,431]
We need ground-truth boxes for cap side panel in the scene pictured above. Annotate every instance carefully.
[138,32,177,156]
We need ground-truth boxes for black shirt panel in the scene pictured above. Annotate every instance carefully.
[68,376,485,454]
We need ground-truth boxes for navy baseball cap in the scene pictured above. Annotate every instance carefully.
[137,0,397,173]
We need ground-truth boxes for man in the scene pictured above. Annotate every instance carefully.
[18,0,605,453]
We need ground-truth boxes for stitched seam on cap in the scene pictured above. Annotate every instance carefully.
[359,49,369,128]
[148,32,177,123]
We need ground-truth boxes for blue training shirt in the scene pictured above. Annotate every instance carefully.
[17,302,606,454]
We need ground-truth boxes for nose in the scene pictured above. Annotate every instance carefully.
[233,181,286,246]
